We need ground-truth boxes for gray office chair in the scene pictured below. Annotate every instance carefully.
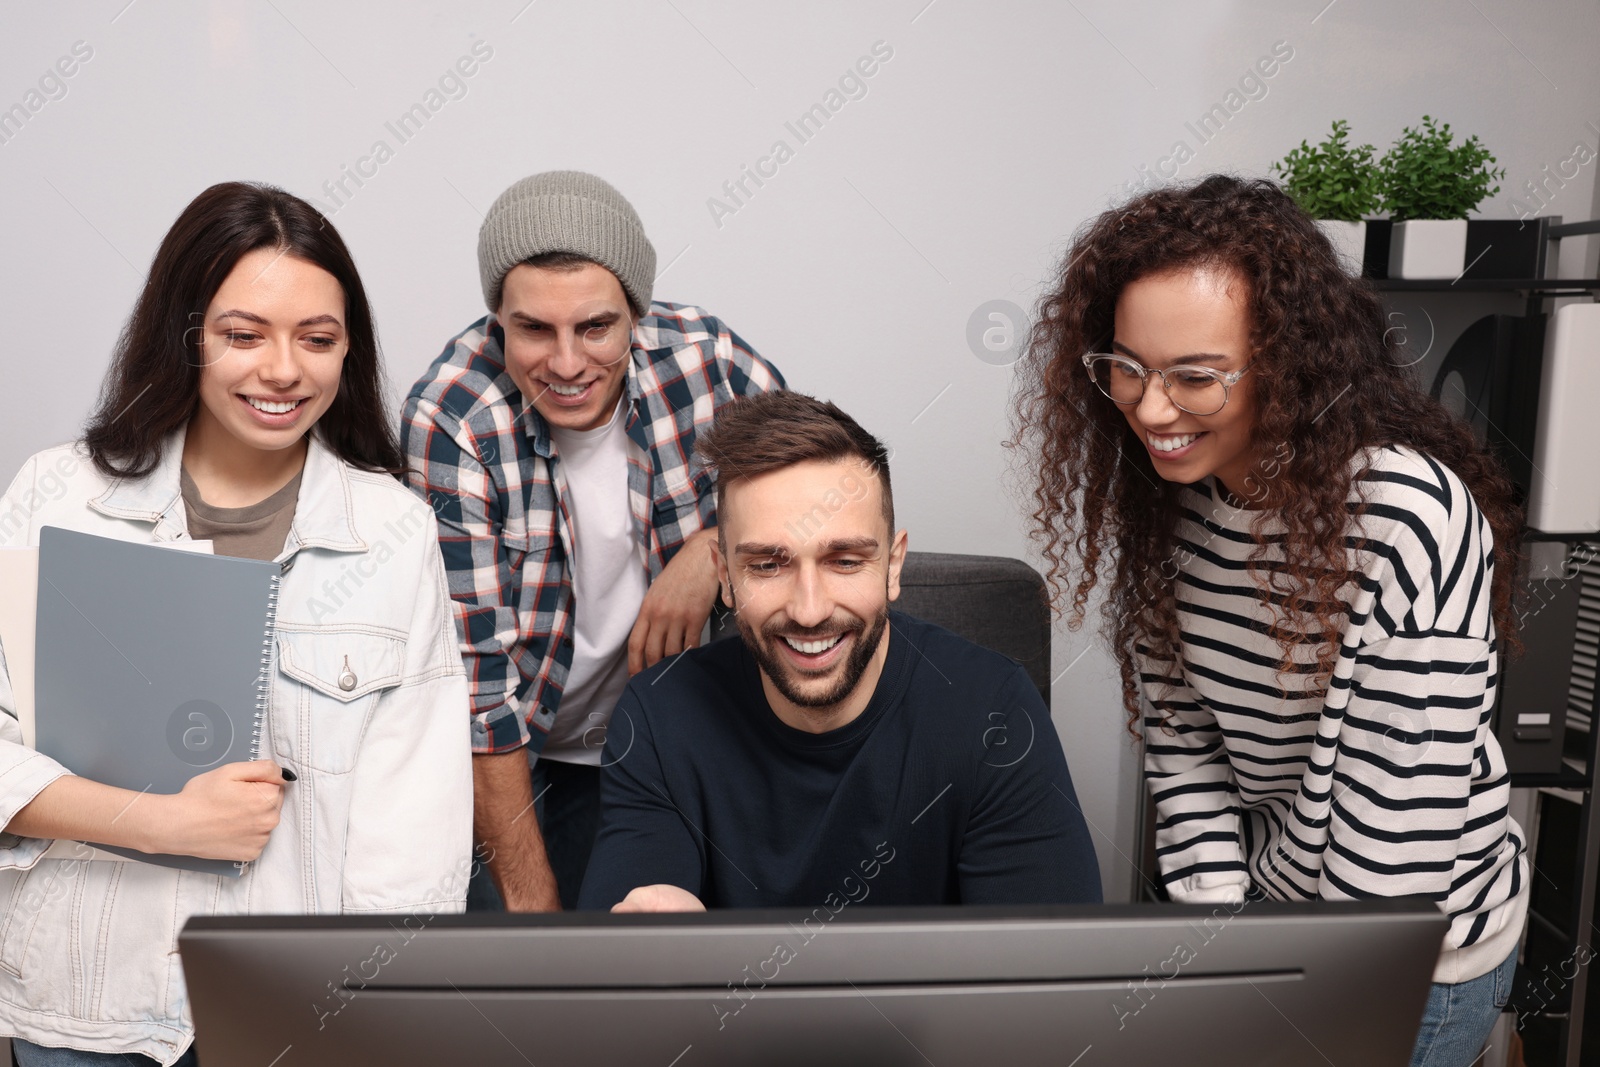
[710,550,1051,707]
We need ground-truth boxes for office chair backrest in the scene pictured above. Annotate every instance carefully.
[710,550,1052,707]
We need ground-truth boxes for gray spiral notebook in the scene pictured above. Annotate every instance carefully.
[34,526,282,877]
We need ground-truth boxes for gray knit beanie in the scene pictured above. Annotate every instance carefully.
[478,170,657,316]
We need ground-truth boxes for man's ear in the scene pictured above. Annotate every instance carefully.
[886,528,908,603]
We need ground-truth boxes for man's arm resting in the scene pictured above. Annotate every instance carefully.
[473,748,561,912]
[628,527,720,674]
[576,695,707,910]
[960,676,1104,904]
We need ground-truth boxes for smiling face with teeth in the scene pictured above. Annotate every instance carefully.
[1113,265,1261,500]
[499,261,637,432]
[184,247,348,496]
[714,458,909,734]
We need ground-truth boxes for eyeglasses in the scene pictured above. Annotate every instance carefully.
[1080,352,1251,416]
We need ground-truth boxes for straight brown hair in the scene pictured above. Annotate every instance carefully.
[83,181,405,479]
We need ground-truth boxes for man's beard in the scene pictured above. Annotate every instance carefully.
[735,604,890,711]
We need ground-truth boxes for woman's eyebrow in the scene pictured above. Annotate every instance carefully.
[211,310,343,329]
[214,309,268,325]
[1110,341,1227,366]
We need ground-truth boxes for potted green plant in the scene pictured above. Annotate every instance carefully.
[1378,116,1506,279]
[1271,119,1381,274]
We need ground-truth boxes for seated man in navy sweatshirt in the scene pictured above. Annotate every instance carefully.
[577,391,1102,911]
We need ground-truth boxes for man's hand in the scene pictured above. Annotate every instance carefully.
[628,528,720,674]
[473,749,562,912]
[612,884,706,913]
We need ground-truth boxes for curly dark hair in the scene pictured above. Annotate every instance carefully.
[1012,174,1523,733]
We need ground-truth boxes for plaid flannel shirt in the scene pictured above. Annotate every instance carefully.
[401,303,784,755]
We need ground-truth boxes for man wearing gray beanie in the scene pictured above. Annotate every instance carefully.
[401,171,785,912]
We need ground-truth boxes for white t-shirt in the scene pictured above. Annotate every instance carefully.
[540,400,649,766]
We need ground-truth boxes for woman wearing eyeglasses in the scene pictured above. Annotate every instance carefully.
[1015,175,1528,1067]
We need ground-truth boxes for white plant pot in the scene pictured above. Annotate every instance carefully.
[1316,220,1367,275]
[1388,219,1469,280]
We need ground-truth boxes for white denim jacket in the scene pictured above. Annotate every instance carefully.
[0,431,472,1064]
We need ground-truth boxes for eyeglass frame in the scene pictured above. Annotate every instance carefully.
[1079,351,1252,416]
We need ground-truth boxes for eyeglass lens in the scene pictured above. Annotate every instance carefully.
[1087,356,1229,416]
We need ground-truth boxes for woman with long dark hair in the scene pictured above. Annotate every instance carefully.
[0,182,471,1065]
[1016,175,1528,1065]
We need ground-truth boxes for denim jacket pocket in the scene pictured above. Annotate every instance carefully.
[274,628,406,774]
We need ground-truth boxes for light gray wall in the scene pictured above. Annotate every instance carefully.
[2,0,1596,902]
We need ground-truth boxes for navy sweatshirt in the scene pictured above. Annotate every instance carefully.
[577,612,1102,910]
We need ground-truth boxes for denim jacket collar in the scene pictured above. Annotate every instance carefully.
[86,427,367,556]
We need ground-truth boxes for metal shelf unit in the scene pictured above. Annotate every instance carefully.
[1369,233,1600,1065]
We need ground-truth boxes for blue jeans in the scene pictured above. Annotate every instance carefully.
[466,756,601,911]
[11,1039,197,1066]
[1409,949,1516,1067]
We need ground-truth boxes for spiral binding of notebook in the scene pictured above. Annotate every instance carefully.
[252,573,281,759]
[239,571,283,870]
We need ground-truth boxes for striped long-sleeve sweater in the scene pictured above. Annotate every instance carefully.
[1143,445,1528,984]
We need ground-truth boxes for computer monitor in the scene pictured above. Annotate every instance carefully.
[180,900,1445,1066]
